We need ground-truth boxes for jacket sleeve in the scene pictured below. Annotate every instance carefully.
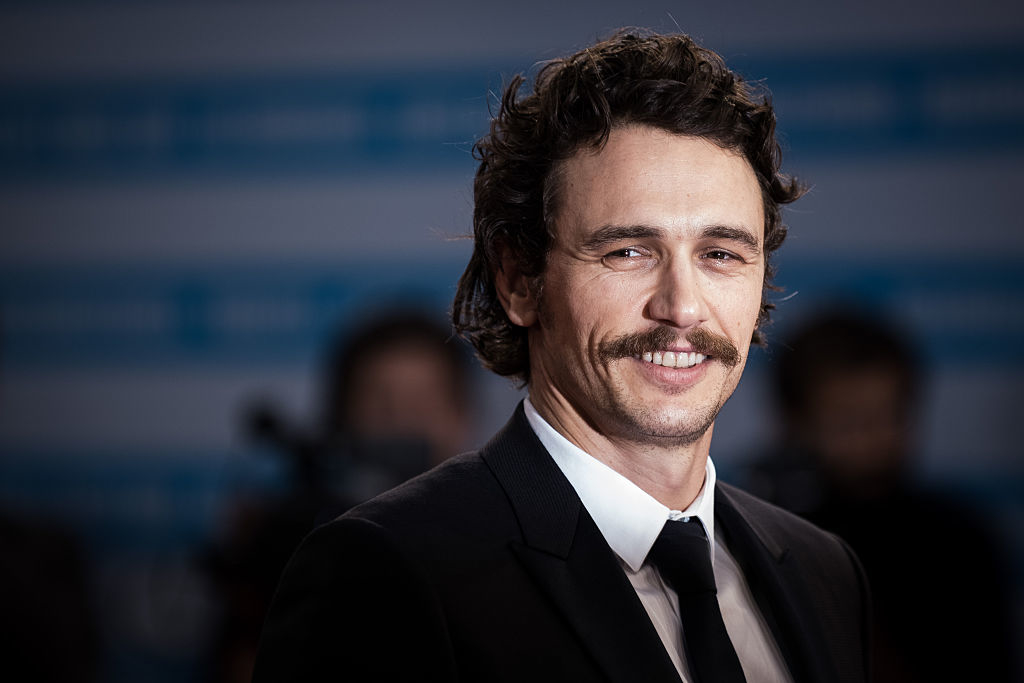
[252,516,458,682]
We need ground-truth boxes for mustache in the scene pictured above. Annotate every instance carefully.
[598,326,740,367]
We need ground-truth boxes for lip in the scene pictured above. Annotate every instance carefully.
[631,354,710,388]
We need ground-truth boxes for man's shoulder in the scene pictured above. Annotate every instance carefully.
[717,480,819,531]
[350,451,501,518]
[316,451,519,557]
[716,480,857,563]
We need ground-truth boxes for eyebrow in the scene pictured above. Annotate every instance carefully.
[701,225,762,254]
[579,223,762,254]
[579,224,664,252]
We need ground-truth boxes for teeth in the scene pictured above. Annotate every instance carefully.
[640,351,707,368]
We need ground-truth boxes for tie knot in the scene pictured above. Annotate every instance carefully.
[646,518,716,594]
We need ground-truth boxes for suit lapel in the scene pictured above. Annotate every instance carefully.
[481,405,681,683]
[715,484,841,683]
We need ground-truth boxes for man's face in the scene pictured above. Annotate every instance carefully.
[345,343,469,465]
[508,126,765,448]
[803,367,913,486]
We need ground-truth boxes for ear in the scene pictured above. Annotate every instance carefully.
[494,248,539,328]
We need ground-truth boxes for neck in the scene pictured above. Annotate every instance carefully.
[528,390,712,511]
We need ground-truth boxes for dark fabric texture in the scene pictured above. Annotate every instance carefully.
[252,403,870,683]
[647,519,746,683]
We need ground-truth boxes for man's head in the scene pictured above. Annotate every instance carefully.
[453,29,804,385]
[323,311,472,465]
[775,311,923,488]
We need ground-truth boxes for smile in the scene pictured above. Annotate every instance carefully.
[635,351,707,368]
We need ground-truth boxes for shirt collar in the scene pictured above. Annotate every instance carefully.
[523,397,717,572]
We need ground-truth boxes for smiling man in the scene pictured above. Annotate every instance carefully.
[501,129,766,512]
[254,31,870,683]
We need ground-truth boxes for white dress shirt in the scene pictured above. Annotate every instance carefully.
[524,398,792,683]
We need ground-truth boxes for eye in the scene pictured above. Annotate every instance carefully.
[607,247,644,259]
[601,246,652,271]
[701,249,742,262]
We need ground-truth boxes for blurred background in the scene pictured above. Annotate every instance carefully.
[0,1,1021,681]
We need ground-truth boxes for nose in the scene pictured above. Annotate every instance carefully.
[645,257,708,329]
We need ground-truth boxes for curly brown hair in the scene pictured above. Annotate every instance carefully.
[452,29,805,383]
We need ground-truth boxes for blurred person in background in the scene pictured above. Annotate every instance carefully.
[204,308,472,683]
[745,309,1015,682]
[0,510,101,682]
[318,309,473,502]
[0,315,101,682]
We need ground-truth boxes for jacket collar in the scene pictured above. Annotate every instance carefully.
[480,403,682,683]
[716,483,842,683]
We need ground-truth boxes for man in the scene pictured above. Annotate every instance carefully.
[746,310,1014,682]
[253,30,870,683]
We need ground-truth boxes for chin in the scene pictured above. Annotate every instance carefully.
[613,404,719,447]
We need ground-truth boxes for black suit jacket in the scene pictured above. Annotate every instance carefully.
[253,405,870,683]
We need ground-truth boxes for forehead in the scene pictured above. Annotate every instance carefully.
[552,126,764,242]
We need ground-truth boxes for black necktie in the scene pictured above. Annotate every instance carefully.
[646,518,747,683]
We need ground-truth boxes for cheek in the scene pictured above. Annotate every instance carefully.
[745,282,765,323]
[567,272,642,320]
[716,279,764,338]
